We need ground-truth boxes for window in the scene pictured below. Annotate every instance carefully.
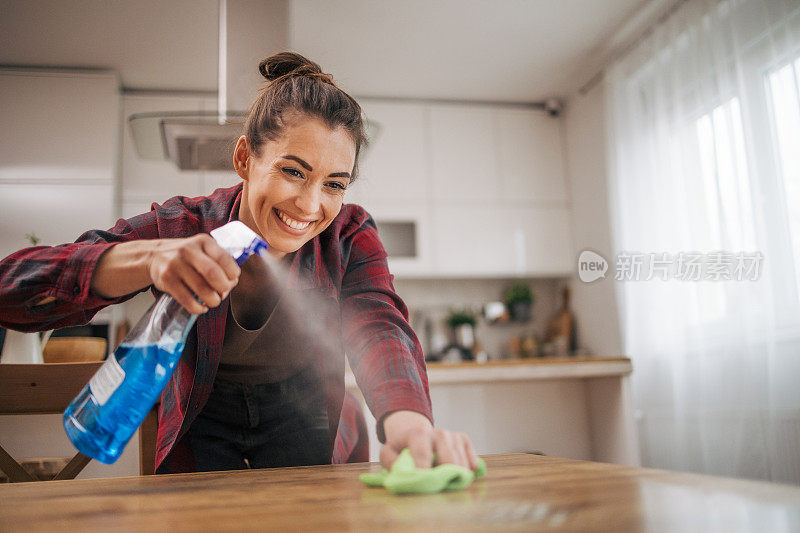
[766,57,800,304]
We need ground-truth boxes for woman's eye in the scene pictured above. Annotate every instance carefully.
[326,182,347,191]
[282,168,303,178]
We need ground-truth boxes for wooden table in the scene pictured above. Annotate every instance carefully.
[2,453,798,532]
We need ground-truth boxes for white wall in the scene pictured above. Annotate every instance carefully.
[563,83,623,356]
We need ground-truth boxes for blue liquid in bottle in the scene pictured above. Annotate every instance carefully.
[63,220,267,464]
[63,297,196,464]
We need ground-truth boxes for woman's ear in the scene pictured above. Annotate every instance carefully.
[233,136,250,180]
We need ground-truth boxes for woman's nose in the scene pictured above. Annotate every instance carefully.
[294,185,321,216]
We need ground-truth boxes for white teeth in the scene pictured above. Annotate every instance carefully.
[277,210,312,230]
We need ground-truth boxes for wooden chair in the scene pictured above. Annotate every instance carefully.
[139,406,158,476]
[0,363,159,482]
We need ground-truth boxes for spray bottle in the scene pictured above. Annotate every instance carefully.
[63,221,268,464]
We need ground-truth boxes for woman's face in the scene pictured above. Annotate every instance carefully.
[234,115,356,258]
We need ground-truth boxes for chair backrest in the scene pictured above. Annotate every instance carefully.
[0,362,102,414]
[0,362,104,482]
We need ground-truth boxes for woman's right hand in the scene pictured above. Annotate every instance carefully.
[92,235,240,314]
[147,234,241,314]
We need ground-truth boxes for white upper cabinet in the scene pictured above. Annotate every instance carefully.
[428,104,499,203]
[0,70,118,256]
[494,108,567,203]
[432,205,573,277]
[0,70,119,184]
[352,100,427,206]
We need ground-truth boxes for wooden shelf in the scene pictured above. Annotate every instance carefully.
[346,357,632,388]
[426,356,629,369]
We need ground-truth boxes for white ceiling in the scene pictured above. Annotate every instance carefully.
[0,0,649,101]
[290,0,649,102]
[0,0,220,92]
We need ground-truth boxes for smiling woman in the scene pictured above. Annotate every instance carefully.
[234,53,365,258]
[0,51,480,476]
[234,115,356,258]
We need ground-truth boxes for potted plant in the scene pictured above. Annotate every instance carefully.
[504,282,534,322]
[446,309,477,350]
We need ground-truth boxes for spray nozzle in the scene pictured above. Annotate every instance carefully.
[210,221,269,265]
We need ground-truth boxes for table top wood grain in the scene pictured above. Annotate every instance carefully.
[1,453,798,532]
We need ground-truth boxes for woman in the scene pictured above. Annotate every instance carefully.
[0,52,479,474]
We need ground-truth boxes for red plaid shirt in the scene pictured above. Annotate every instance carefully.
[0,184,432,472]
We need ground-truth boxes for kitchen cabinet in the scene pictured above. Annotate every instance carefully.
[355,100,427,204]
[0,71,127,479]
[428,104,499,202]
[0,70,118,185]
[494,107,568,203]
[432,204,573,276]
[0,70,118,257]
[353,99,572,277]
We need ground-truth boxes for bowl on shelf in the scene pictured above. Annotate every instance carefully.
[42,337,107,363]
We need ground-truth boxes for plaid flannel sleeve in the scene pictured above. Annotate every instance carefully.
[0,211,160,332]
[339,215,433,442]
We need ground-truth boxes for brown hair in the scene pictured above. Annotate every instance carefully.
[244,52,367,181]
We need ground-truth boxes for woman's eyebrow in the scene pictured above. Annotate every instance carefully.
[281,154,351,179]
[282,154,313,171]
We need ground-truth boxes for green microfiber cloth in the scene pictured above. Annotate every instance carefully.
[359,448,487,494]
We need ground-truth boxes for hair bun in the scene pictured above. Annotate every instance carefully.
[258,51,327,82]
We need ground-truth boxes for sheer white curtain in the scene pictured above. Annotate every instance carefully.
[606,0,800,483]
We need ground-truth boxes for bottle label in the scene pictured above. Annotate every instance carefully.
[89,354,125,406]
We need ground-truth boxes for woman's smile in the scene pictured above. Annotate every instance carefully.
[273,208,315,234]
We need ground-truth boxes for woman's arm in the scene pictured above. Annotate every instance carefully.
[0,204,239,331]
[0,215,154,332]
[340,211,479,471]
[339,219,433,440]
[92,235,240,315]
[89,239,159,298]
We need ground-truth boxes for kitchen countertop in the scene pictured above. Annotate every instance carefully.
[346,356,632,388]
[1,453,797,532]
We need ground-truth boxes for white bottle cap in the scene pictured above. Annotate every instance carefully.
[210,221,268,264]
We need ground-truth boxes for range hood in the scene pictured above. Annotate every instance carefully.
[129,0,288,171]
[129,111,246,171]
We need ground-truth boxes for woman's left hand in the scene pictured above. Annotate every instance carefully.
[380,410,480,471]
